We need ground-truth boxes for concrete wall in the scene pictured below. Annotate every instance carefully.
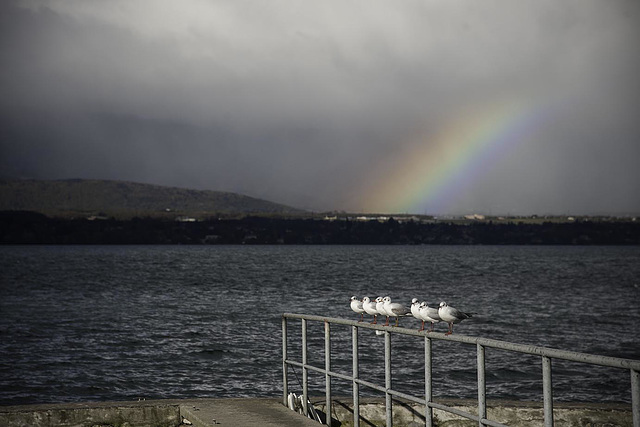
[314,397,633,427]
[0,400,182,427]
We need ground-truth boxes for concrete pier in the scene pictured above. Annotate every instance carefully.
[0,398,320,427]
[0,397,633,426]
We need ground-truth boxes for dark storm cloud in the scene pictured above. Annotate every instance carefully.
[1,0,639,214]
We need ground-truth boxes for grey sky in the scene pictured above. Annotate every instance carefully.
[1,0,639,215]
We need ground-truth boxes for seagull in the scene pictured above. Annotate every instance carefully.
[375,297,387,324]
[410,298,422,328]
[417,301,441,332]
[410,298,421,318]
[362,296,379,324]
[383,296,411,327]
[438,301,473,335]
[350,296,365,322]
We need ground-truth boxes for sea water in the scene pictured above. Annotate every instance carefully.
[1,245,639,405]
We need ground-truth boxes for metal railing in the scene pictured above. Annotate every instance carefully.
[282,313,640,427]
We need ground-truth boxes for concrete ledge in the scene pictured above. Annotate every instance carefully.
[0,397,632,427]
[0,399,182,427]
[313,397,633,427]
[0,398,321,427]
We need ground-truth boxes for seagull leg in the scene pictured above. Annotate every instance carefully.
[445,323,453,335]
[384,316,390,326]
[394,317,399,327]
[359,313,363,322]
[419,320,425,332]
[371,315,377,324]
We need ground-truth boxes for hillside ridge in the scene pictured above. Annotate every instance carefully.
[0,178,303,218]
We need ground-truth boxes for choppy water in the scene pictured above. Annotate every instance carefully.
[1,245,639,406]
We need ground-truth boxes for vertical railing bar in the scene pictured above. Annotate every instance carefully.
[632,368,639,427]
[542,356,553,427]
[477,343,487,427]
[302,318,308,417]
[325,321,331,426]
[425,336,433,427]
[353,325,360,427]
[282,316,288,407]
[385,330,392,427]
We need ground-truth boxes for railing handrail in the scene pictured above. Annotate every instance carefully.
[283,313,640,371]
[282,312,640,427]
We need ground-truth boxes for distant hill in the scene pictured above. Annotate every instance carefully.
[0,179,304,218]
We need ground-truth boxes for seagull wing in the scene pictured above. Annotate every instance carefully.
[450,307,472,320]
[426,307,441,321]
[391,304,411,316]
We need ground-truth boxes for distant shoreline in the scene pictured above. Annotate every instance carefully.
[2,211,639,245]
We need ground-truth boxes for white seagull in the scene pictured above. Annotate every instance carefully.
[383,296,411,327]
[438,301,473,335]
[375,297,386,324]
[350,296,365,322]
[417,301,441,332]
[410,298,421,318]
[362,296,379,324]
[410,298,422,328]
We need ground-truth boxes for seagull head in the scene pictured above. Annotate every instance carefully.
[439,301,448,308]
[351,296,358,302]
[362,296,370,303]
[411,298,418,304]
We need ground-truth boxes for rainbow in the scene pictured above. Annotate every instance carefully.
[362,100,551,214]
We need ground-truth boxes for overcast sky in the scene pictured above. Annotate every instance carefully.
[1,0,639,215]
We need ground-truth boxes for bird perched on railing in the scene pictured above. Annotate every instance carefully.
[383,296,411,327]
[375,297,386,323]
[410,298,421,325]
[438,301,473,335]
[418,301,441,332]
[350,296,365,322]
[362,296,379,324]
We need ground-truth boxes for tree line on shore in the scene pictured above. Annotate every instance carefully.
[1,211,639,245]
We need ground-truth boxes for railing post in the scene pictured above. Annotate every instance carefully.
[477,344,486,427]
[425,336,433,427]
[542,356,553,427]
[353,325,360,427]
[385,330,392,427]
[282,316,288,407]
[302,318,308,417]
[325,321,332,426]
[632,368,639,427]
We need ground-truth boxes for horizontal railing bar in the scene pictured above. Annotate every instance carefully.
[429,401,479,422]
[286,359,326,376]
[388,389,427,405]
[283,313,640,370]
[355,378,387,394]
[287,360,362,383]
[329,371,352,382]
